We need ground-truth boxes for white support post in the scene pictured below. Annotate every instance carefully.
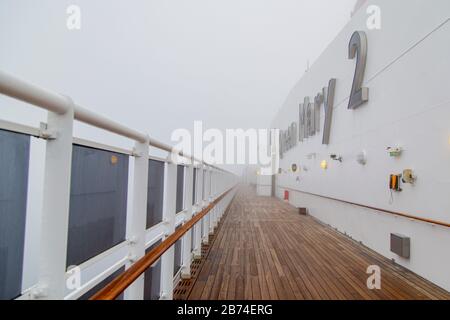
[181,162,194,279]
[193,166,202,259]
[208,168,214,235]
[202,167,210,244]
[209,170,215,230]
[160,161,177,300]
[124,139,149,300]
[213,171,218,228]
[34,101,74,300]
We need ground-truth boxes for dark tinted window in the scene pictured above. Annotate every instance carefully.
[202,170,205,201]
[0,130,30,300]
[191,227,195,252]
[147,160,164,228]
[176,165,184,213]
[174,225,182,276]
[201,219,205,239]
[144,240,161,300]
[67,145,129,267]
[210,172,212,195]
[192,168,197,205]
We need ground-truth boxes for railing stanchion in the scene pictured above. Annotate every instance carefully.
[202,166,210,244]
[35,99,74,299]
[124,138,150,299]
[181,161,194,279]
[193,166,202,260]
[160,161,177,300]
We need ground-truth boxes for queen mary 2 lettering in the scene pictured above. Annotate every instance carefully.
[279,29,369,159]
[279,78,336,158]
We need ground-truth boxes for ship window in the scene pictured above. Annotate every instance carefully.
[191,227,195,252]
[147,159,164,229]
[144,240,161,300]
[174,225,182,276]
[202,170,206,201]
[0,130,30,300]
[201,218,205,239]
[210,172,212,195]
[67,145,129,267]
[192,168,197,205]
[176,165,184,213]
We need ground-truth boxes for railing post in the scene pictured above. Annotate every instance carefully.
[193,166,202,259]
[209,170,215,233]
[202,166,210,244]
[124,138,149,300]
[160,160,177,300]
[181,161,194,279]
[34,99,74,300]
[213,171,218,228]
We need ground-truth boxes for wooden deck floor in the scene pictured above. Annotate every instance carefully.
[186,186,450,300]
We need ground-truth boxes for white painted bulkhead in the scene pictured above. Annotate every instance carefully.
[270,0,450,291]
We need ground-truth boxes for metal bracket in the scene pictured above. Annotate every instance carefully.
[131,148,143,157]
[127,253,137,263]
[127,236,139,246]
[39,122,58,140]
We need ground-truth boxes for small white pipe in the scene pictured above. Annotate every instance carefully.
[0,70,70,115]
[74,104,148,143]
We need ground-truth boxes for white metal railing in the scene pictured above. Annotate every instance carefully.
[0,69,238,300]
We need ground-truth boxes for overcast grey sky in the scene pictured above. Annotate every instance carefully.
[0,0,356,161]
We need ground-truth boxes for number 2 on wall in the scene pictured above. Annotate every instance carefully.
[348,31,369,109]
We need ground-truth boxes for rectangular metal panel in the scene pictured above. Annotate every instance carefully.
[192,168,197,205]
[174,238,182,276]
[0,130,30,300]
[147,159,164,228]
[202,171,206,201]
[67,145,129,267]
[173,225,182,276]
[176,165,184,213]
[201,219,204,239]
[144,240,161,300]
[390,233,410,258]
[190,228,195,252]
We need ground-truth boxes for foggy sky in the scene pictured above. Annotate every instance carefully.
[0,0,356,171]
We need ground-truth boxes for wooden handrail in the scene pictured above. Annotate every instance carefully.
[90,187,235,300]
[279,186,450,228]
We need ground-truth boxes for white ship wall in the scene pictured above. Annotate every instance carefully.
[271,0,450,291]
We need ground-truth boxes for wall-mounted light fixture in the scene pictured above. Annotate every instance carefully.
[320,160,328,170]
[291,163,298,173]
